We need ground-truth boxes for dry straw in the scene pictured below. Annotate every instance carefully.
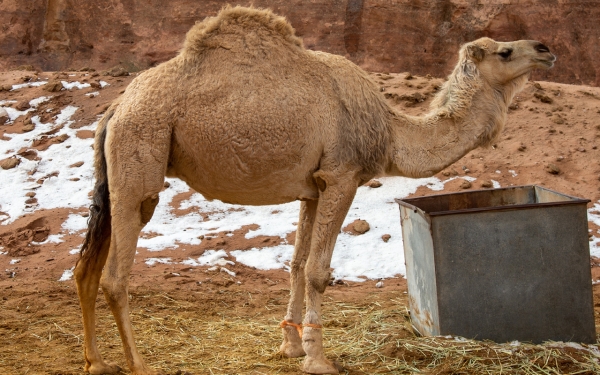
[1,289,598,374]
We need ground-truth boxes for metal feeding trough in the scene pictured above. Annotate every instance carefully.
[396,185,596,343]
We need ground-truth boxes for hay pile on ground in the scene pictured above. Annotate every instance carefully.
[1,284,598,374]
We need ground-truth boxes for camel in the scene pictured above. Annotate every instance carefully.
[74,6,555,375]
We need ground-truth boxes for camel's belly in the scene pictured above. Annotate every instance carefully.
[169,163,320,205]
[167,130,322,205]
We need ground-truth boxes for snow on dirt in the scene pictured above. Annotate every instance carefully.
[1,70,600,285]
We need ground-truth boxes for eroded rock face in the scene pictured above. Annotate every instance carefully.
[1,0,598,86]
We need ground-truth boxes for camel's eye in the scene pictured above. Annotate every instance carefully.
[498,49,513,59]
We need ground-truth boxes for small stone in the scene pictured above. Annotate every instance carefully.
[164,181,171,188]
[43,80,63,92]
[533,82,543,90]
[365,180,382,188]
[0,107,8,124]
[404,72,413,80]
[69,161,84,168]
[578,147,586,152]
[103,66,129,77]
[22,123,35,132]
[353,220,370,234]
[442,171,450,176]
[463,168,471,174]
[81,211,89,217]
[518,144,527,151]
[545,163,560,175]
[480,180,493,188]
[381,234,391,243]
[508,103,519,110]
[25,192,36,197]
[15,100,30,111]
[25,198,37,204]
[534,92,553,104]
[556,156,564,162]
[460,180,472,189]
[551,116,564,124]
[380,86,385,92]
[0,157,20,170]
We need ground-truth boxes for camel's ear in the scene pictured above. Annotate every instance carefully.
[466,44,485,62]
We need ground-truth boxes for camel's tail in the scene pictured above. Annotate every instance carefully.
[77,104,116,272]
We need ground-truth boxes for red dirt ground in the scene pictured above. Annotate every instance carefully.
[1,69,600,374]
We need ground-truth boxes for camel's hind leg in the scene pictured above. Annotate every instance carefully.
[74,113,121,374]
[75,238,121,374]
[280,199,318,358]
[302,170,358,374]
[101,190,162,375]
[101,161,164,375]
[98,114,169,374]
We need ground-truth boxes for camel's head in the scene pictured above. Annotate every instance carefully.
[460,37,556,86]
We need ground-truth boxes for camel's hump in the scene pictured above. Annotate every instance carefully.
[182,6,303,55]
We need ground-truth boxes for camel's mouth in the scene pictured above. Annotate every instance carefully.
[535,55,556,69]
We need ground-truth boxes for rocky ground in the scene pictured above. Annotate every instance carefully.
[1,68,600,374]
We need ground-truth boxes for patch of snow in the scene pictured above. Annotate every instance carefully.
[220,267,236,277]
[32,234,64,245]
[85,91,100,98]
[231,245,293,271]
[182,249,234,267]
[62,214,88,234]
[99,81,109,88]
[492,180,501,188]
[69,248,80,255]
[59,267,74,281]
[1,96,50,122]
[10,259,20,265]
[509,169,518,177]
[61,81,91,90]
[11,81,48,90]
[145,258,173,266]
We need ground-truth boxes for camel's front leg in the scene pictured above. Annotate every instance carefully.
[302,170,358,374]
[281,199,318,358]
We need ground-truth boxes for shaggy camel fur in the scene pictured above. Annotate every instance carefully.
[74,6,555,375]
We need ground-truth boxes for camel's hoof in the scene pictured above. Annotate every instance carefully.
[302,357,343,374]
[280,340,306,358]
[85,361,121,375]
[281,325,306,358]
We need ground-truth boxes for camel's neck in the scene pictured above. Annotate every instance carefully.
[385,62,527,178]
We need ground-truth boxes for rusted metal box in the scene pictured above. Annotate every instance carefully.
[396,185,596,343]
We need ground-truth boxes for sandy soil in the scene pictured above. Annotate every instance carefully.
[1,69,600,374]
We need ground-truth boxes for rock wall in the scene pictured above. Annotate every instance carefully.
[1,0,598,86]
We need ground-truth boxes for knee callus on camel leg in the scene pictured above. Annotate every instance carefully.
[307,270,331,295]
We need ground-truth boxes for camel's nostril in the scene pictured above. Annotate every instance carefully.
[535,43,550,53]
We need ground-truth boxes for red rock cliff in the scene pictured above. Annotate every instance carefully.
[1,0,598,86]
